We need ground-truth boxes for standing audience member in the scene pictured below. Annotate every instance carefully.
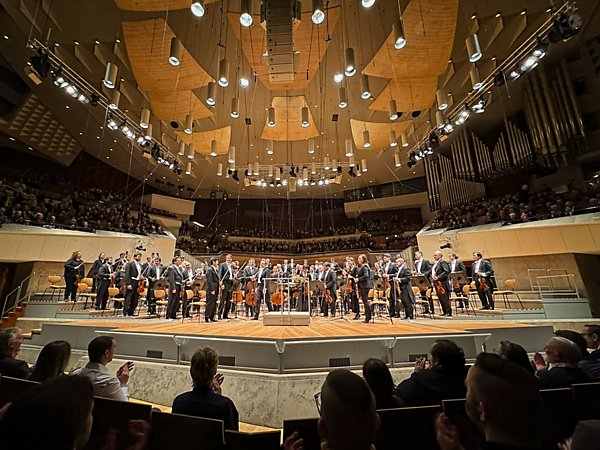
[580,324,600,379]
[396,339,467,406]
[172,347,239,431]
[29,340,71,382]
[534,336,593,389]
[496,340,535,374]
[0,327,31,379]
[362,358,405,410]
[73,336,133,401]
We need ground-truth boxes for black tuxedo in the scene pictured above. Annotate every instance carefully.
[166,264,183,319]
[349,266,360,314]
[414,258,434,313]
[472,258,495,309]
[90,258,103,293]
[450,260,468,307]
[357,264,373,322]
[382,261,398,316]
[432,259,452,316]
[95,263,113,310]
[254,267,272,319]
[218,262,235,319]
[322,270,337,316]
[205,265,220,321]
[145,264,164,314]
[395,265,415,319]
[124,260,143,316]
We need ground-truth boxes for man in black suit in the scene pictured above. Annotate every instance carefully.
[381,253,399,317]
[63,251,84,301]
[123,252,144,317]
[395,258,415,320]
[205,257,220,322]
[218,254,235,320]
[145,257,164,315]
[166,256,184,320]
[414,251,434,314]
[90,252,105,293]
[322,262,337,317]
[0,327,31,379]
[449,253,468,308]
[242,258,257,317]
[472,251,495,310]
[253,259,272,320]
[432,251,452,317]
[95,256,113,310]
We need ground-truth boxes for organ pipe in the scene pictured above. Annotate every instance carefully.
[537,68,565,150]
[554,67,578,141]
[560,59,585,138]
[529,73,558,164]
[552,78,574,141]
[525,83,549,162]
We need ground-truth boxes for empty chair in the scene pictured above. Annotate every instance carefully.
[572,382,600,421]
[225,430,281,450]
[151,411,225,450]
[0,375,39,407]
[376,405,441,450]
[493,279,523,308]
[283,418,320,450]
[539,388,575,450]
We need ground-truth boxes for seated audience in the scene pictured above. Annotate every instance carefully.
[0,327,31,379]
[73,336,132,401]
[362,358,405,410]
[534,336,593,389]
[496,340,534,374]
[172,346,239,431]
[29,340,71,382]
[436,352,543,450]
[395,339,467,406]
[580,324,600,379]
[559,420,600,450]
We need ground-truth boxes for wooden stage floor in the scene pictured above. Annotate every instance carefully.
[62,315,530,340]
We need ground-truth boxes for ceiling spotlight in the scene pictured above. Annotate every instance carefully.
[389,99,398,120]
[548,8,582,43]
[178,140,186,156]
[239,77,250,88]
[253,161,260,176]
[362,0,375,8]
[103,62,118,89]
[218,59,230,87]
[509,69,521,80]
[401,132,409,148]
[169,37,183,66]
[442,122,454,135]
[65,85,79,98]
[77,93,89,103]
[240,0,253,26]
[436,88,448,111]
[206,81,216,105]
[144,123,153,140]
[121,123,135,140]
[345,138,354,157]
[308,138,315,154]
[466,33,482,62]
[324,156,330,170]
[266,140,274,155]
[301,106,310,128]
[185,161,192,175]
[311,162,317,175]
[338,87,348,109]
[361,158,368,172]
[333,72,344,83]
[52,68,68,87]
[520,55,539,72]
[393,19,406,49]
[231,97,240,118]
[472,97,487,114]
[470,65,482,90]
[312,0,325,24]
[362,130,371,148]
[107,117,119,131]
[184,113,193,134]
[360,74,371,99]
[210,139,218,157]
[435,110,444,129]
[191,1,205,17]
[455,107,470,126]
[331,159,338,171]
[228,145,236,164]
[394,153,402,167]
[140,108,150,129]
[109,90,120,110]
[217,163,223,176]
[532,41,549,59]
[389,130,398,147]
[348,154,356,167]
[344,48,356,76]
[187,143,195,159]
[267,106,275,127]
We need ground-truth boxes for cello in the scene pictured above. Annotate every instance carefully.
[245,278,257,306]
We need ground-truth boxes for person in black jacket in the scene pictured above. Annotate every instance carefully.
[123,252,144,317]
[396,339,467,406]
[63,251,84,301]
[95,256,113,310]
[166,256,184,320]
[414,251,434,314]
[357,254,373,323]
[322,262,337,317]
[253,259,272,320]
[90,252,105,294]
[381,254,399,317]
[448,253,468,308]
[363,358,405,410]
[394,258,414,320]
[431,251,452,317]
[472,252,495,310]
[172,347,239,431]
[205,257,220,322]
[0,327,31,379]
[534,336,593,389]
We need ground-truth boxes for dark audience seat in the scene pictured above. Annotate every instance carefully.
[150,411,225,450]
[572,382,600,421]
[225,430,281,450]
[0,375,38,407]
[442,398,485,449]
[540,388,575,450]
[84,397,152,450]
[283,418,320,450]
[376,405,441,450]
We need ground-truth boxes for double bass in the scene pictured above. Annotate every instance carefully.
[245,278,257,306]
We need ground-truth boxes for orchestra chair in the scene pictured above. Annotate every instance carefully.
[71,282,90,311]
[224,430,281,450]
[442,399,485,449]
[493,279,523,309]
[102,285,121,317]
[572,382,600,421]
[0,375,39,407]
[189,290,207,323]
[44,275,66,301]
[180,289,199,323]
[154,289,169,318]
[112,296,125,315]
[453,285,476,316]
[539,388,575,450]
[150,411,225,450]
[78,277,96,309]
[84,396,152,450]
[283,418,320,450]
[376,405,441,450]
[412,286,433,319]
[370,299,393,324]
[135,288,148,316]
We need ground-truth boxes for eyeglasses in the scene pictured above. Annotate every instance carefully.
[314,391,322,416]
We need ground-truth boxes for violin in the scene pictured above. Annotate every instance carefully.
[245,279,257,306]
[324,289,334,304]
[480,277,490,292]
[434,280,446,295]
[137,279,147,294]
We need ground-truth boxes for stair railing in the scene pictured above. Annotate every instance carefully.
[1,274,33,319]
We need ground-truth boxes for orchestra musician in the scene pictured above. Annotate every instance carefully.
[242,258,257,317]
[322,262,337,317]
[346,257,360,320]
[472,252,495,310]
[63,251,84,302]
[253,259,272,320]
[381,253,398,318]
[357,254,373,323]
[296,266,309,312]
[431,251,452,317]
[95,256,113,311]
[394,257,414,320]
[90,252,105,293]
[145,257,164,315]
[205,257,220,322]
[218,254,235,320]
[166,256,184,320]
[449,253,468,308]
[124,252,144,317]
[414,251,434,314]
[181,261,195,318]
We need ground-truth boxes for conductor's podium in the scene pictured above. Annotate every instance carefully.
[263,311,311,326]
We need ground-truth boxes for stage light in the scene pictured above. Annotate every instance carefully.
[169,37,183,66]
[389,99,398,121]
[362,130,371,148]
[308,138,315,154]
[266,140,274,155]
[184,113,193,134]
[401,132,409,148]
[210,139,218,157]
[239,77,250,88]
[187,143,195,159]
[333,72,344,83]
[466,33,482,62]
[191,1,205,17]
[77,93,89,103]
[301,106,310,127]
[231,97,239,118]
[140,108,150,129]
[533,40,549,59]
[455,107,470,126]
[107,117,118,131]
[178,141,186,156]
[206,81,216,106]
[338,87,348,109]
[362,0,375,8]
[393,19,406,49]
[472,97,487,114]
[470,65,482,90]
[360,75,371,99]
[520,56,539,72]
[267,107,276,127]
[240,0,253,26]
[65,85,78,97]
[218,59,230,87]
[109,90,120,110]
[442,122,454,135]
[435,110,445,130]
[436,88,448,110]
[344,48,356,76]
[345,138,354,157]
[389,130,398,147]
[312,0,325,24]
[394,153,402,167]
[509,69,521,80]
[548,8,582,43]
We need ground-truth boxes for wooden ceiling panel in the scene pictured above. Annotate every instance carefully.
[350,119,413,151]
[148,91,212,121]
[370,77,438,112]
[115,0,217,11]
[261,96,320,141]
[175,126,232,157]
[228,8,341,91]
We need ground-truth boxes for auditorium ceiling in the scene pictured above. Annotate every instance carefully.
[0,0,596,198]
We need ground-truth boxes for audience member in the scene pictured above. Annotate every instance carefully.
[29,340,71,382]
[396,339,467,406]
[172,347,239,431]
[0,327,31,379]
[496,340,534,374]
[73,336,133,401]
[580,324,600,379]
[362,358,405,410]
[436,352,542,450]
[534,337,593,389]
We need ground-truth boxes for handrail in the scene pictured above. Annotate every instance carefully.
[1,273,34,318]
[183,246,413,259]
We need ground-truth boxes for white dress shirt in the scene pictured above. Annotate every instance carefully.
[73,362,129,402]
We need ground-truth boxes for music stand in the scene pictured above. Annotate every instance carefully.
[450,273,468,287]
[309,280,325,318]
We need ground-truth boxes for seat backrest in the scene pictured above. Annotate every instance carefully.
[505,278,516,290]
[572,382,600,421]
[225,430,281,450]
[376,405,441,450]
[186,289,195,300]
[462,284,470,295]
[48,275,61,284]
[412,286,420,295]
[0,375,39,407]
[84,396,152,450]
[540,387,575,450]
[153,289,166,299]
[108,287,120,297]
[78,282,89,292]
[82,277,94,286]
[283,418,320,450]
[442,399,485,449]
[150,411,225,450]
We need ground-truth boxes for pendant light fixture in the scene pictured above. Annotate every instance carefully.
[218,59,230,87]
[231,97,239,118]
[103,62,118,89]
[389,130,398,147]
[389,99,399,120]
[331,159,338,172]
[393,19,406,49]
[178,141,186,156]
[344,48,356,76]
[466,33,482,62]
[184,113,193,134]
[301,106,309,128]
[289,177,297,192]
[302,167,309,180]
[266,140,274,155]
[108,90,120,109]
[217,163,223,176]
[401,132,409,148]
[228,145,236,163]
[267,106,275,127]
[169,37,183,66]
[206,81,216,106]
[247,163,253,175]
[324,156,330,170]
[360,75,371,99]
[362,0,375,8]
[140,108,150,129]
[185,161,192,175]
[348,154,355,167]
[308,138,315,154]
[253,161,260,176]
[240,0,253,26]
[191,1,205,17]
[470,65,482,90]
[394,153,402,167]
[144,124,153,140]
[210,139,218,157]
[436,110,445,129]
[311,162,317,175]
[345,138,354,157]
[268,165,274,178]
[362,130,371,148]
[275,167,281,181]
[312,0,325,24]
[338,87,348,109]
[187,143,195,159]
[361,159,368,172]
[436,88,448,111]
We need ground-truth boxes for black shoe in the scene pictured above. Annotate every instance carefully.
[363,319,370,323]
[480,306,490,310]
[252,317,259,321]
[353,314,361,320]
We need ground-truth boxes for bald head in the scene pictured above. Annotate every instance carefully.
[545,336,582,366]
